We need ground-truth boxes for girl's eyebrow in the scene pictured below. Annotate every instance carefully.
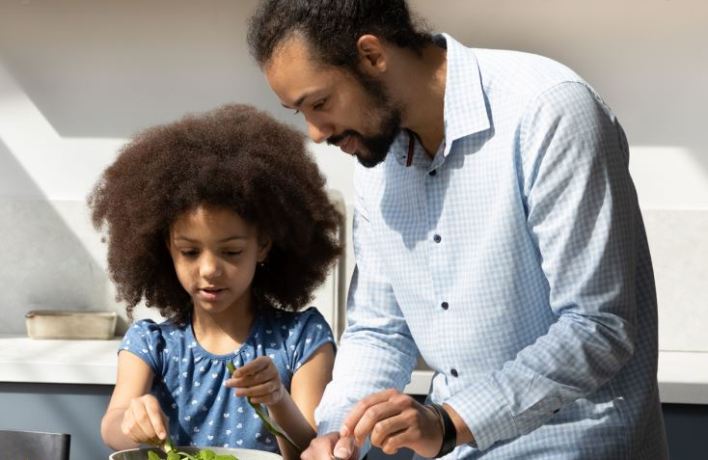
[173,235,248,243]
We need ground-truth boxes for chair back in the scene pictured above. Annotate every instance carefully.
[0,430,71,460]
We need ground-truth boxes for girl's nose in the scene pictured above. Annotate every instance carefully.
[200,253,223,279]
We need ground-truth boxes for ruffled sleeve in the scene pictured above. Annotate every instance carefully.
[119,319,166,376]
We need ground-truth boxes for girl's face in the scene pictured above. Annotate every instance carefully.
[167,205,271,317]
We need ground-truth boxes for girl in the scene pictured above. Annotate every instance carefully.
[91,104,342,460]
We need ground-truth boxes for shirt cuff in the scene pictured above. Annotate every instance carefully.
[446,375,519,451]
[316,415,344,437]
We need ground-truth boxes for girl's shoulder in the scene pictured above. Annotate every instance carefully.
[257,307,335,367]
[262,306,332,335]
[122,318,189,346]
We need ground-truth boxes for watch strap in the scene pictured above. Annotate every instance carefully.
[429,403,457,458]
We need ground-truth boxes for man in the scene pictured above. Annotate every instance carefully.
[247,1,668,458]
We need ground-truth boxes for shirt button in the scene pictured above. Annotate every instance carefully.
[433,234,442,243]
[450,368,459,377]
[429,169,437,176]
[441,302,449,310]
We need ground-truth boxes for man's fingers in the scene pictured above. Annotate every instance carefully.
[301,432,340,460]
[340,388,398,440]
[332,435,355,459]
[351,401,404,445]
[368,412,414,449]
[379,428,414,455]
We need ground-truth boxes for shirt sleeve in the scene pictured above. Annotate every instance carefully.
[119,319,165,376]
[448,81,642,450]
[287,307,336,371]
[315,179,419,436]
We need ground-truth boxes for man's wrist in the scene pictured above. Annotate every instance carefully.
[443,403,476,447]
[428,403,457,457]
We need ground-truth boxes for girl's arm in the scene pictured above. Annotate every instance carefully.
[101,350,165,450]
[230,343,335,460]
[269,342,335,459]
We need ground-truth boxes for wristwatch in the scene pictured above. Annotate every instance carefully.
[429,403,457,458]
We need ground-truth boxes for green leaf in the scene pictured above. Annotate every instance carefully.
[247,398,302,451]
[198,449,216,460]
[147,451,163,460]
[166,452,181,460]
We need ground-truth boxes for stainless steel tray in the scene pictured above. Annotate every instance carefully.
[25,310,117,340]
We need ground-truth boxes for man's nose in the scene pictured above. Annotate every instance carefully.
[306,120,331,144]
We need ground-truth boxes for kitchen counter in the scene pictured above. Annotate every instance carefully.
[1,335,707,404]
[0,335,120,385]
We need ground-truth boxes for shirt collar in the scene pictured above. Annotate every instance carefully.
[391,33,491,167]
[437,33,491,157]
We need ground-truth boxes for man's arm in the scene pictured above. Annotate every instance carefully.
[315,179,419,437]
[447,81,644,451]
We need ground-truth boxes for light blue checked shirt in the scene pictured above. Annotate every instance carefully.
[315,34,668,459]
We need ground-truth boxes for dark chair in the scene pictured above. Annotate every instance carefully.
[0,430,71,460]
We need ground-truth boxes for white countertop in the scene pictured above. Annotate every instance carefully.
[0,335,121,385]
[1,336,706,404]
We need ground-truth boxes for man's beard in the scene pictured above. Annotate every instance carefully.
[327,72,402,168]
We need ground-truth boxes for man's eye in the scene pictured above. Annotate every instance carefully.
[180,250,198,257]
[313,99,326,110]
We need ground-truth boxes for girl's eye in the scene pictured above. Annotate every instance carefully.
[180,250,198,257]
[224,250,243,256]
[312,99,326,111]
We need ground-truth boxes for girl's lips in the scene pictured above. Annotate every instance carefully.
[198,288,225,301]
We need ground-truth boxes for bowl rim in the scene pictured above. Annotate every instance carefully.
[108,445,283,460]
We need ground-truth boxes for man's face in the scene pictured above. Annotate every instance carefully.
[264,34,401,168]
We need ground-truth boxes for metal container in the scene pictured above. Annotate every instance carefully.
[25,310,117,340]
[109,446,282,460]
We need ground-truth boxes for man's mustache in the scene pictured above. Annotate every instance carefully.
[327,130,361,146]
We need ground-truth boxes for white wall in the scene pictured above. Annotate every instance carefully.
[0,1,706,340]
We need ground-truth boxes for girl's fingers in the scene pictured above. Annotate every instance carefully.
[144,397,168,440]
[229,360,279,387]
[131,401,157,441]
[233,379,281,398]
[123,406,151,443]
[234,356,270,377]
[126,397,165,443]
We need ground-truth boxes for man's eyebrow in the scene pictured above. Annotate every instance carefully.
[281,93,312,110]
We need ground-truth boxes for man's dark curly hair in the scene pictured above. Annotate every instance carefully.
[89,104,342,325]
[247,0,433,71]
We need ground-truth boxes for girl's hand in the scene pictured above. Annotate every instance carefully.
[120,394,169,445]
[225,356,285,407]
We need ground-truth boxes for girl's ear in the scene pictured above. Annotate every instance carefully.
[257,237,272,263]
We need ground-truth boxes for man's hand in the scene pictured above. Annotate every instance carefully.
[339,389,443,457]
[301,432,359,460]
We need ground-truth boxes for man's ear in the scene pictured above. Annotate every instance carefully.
[257,237,273,263]
[356,34,388,75]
